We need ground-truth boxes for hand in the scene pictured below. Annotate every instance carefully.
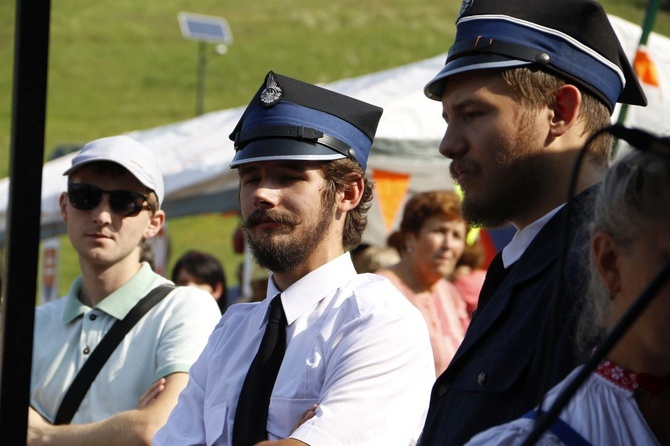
[27,406,52,446]
[290,404,318,434]
[252,407,317,446]
[137,377,166,410]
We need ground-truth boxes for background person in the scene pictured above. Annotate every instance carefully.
[155,71,434,445]
[466,142,670,445]
[228,222,272,305]
[28,136,221,446]
[450,233,487,317]
[172,249,228,313]
[418,0,648,443]
[376,190,470,377]
[350,243,401,274]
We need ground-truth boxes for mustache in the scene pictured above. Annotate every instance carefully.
[449,159,480,179]
[243,209,299,228]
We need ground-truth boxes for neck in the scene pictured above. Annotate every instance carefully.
[393,257,440,293]
[272,245,345,292]
[78,258,143,307]
[511,156,604,230]
[608,339,670,378]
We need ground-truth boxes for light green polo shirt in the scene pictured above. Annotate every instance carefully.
[30,262,221,424]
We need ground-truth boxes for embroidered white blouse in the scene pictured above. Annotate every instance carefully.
[465,361,661,445]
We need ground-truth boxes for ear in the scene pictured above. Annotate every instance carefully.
[59,192,69,223]
[212,282,225,300]
[404,232,418,254]
[592,231,621,295]
[143,209,166,239]
[549,84,582,137]
[336,173,364,213]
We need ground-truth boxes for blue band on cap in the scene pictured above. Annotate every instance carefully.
[452,16,625,108]
[241,101,372,169]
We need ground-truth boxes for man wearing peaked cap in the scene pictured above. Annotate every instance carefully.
[424,0,647,110]
[418,0,648,445]
[156,72,435,445]
[28,136,221,445]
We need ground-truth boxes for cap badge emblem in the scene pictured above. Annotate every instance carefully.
[457,0,473,21]
[260,72,283,106]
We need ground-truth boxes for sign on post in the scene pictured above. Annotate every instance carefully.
[177,12,233,116]
[178,12,233,45]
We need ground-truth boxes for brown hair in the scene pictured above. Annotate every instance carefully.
[502,67,612,165]
[399,190,463,236]
[387,230,406,252]
[322,158,374,250]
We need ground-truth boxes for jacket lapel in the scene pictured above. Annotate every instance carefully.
[446,207,566,371]
[446,185,598,373]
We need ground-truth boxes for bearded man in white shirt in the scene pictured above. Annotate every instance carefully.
[154,71,435,446]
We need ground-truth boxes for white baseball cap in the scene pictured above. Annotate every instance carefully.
[63,135,164,208]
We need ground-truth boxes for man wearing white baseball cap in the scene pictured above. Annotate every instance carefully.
[28,135,221,445]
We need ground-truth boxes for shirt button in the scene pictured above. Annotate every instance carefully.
[83,347,91,355]
[437,383,450,396]
[89,314,97,321]
[477,372,487,386]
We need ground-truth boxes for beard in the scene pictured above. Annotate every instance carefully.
[457,123,549,228]
[243,200,335,273]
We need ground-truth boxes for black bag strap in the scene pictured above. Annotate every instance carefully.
[54,284,176,425]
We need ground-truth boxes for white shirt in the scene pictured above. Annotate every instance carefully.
[502,204,564,268]
[465,366,660,446]
[30,263,222,424]
[154,252,435,446]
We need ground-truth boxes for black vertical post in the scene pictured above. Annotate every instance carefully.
[0,0,51,443]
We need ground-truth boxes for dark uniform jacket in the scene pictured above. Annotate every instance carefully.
[419,186,598,445]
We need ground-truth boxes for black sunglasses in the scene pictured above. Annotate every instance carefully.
[67,183,151,217]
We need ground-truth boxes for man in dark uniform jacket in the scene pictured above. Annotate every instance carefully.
[418,0,647,444]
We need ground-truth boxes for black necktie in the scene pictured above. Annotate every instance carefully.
[475,252,511,314]
[233,294,287,446]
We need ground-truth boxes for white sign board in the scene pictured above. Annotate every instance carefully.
[178,12,233,45]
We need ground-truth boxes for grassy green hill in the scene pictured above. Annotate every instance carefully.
[1,0,668,296]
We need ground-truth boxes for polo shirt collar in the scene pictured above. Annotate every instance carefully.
[62,276,89,323]
[62,262,157,323]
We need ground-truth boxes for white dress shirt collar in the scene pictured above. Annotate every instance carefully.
[502,204,565,268]
[266,252,357,326]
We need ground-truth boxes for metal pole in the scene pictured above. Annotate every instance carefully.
[0,0,51,442]
[196,41,207,116]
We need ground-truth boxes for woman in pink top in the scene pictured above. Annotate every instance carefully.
[376,190,470,377]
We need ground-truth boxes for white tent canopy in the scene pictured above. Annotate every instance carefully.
[0,52,451,246]
[0,15,668,246]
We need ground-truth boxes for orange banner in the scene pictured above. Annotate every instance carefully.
[634,47,660,87]
[372,169,411,233]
